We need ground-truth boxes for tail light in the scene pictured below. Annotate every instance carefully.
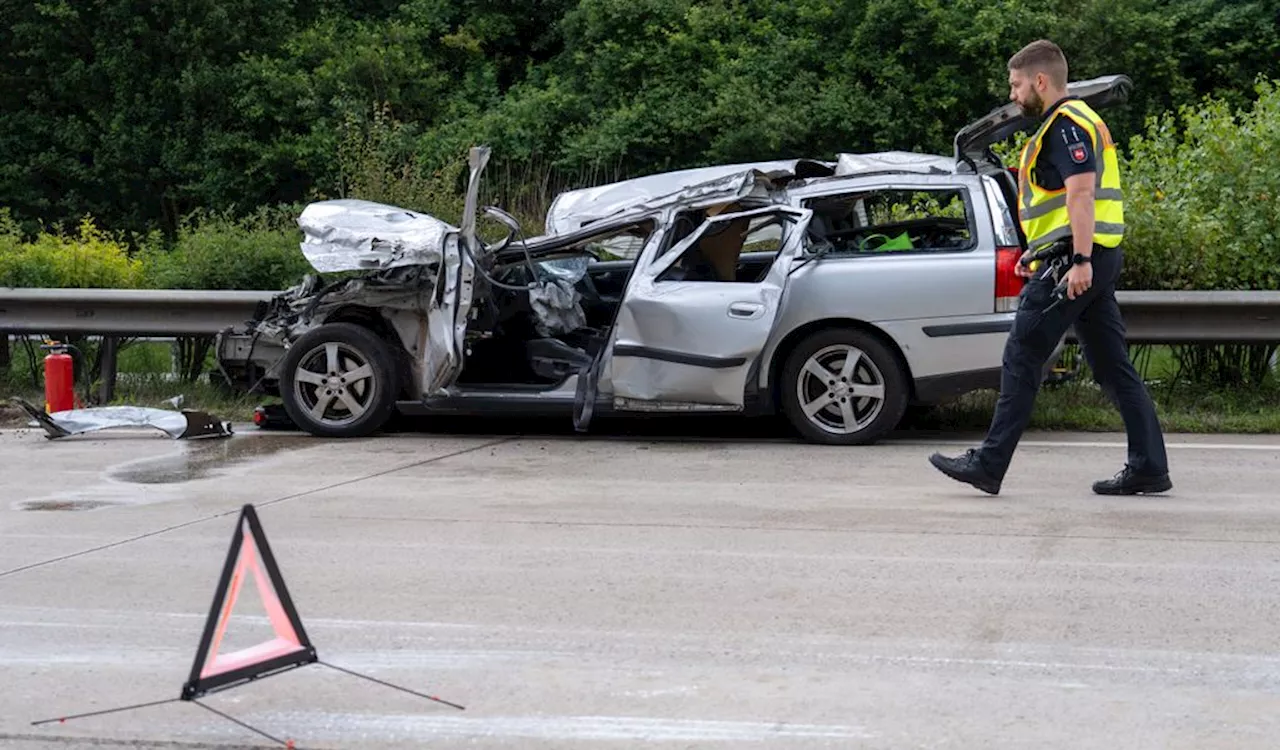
[995,245,1025,312]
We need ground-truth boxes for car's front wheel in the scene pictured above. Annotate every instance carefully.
[280,323,399,438]
[779,328,909,445]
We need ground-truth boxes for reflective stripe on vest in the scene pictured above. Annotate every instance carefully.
[1017,99,1124,250]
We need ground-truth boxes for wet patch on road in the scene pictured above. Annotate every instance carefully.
[109,434,304,485]
[14,434,313,511]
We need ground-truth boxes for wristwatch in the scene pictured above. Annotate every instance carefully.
[1072,253,1092,265]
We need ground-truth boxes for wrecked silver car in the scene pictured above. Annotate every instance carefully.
[214,75,1132,443]
[217,147,815,438]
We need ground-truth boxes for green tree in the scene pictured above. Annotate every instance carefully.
[0,0,299,237]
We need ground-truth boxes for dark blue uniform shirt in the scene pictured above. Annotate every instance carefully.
[1030,98,1098,190]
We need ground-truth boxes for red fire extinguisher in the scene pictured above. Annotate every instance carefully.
[41,340,78,414]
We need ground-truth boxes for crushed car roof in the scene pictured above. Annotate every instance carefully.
[544,158,834,235]
[542,152,957,235]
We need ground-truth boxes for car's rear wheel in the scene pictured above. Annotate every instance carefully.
[280,323,399,438]
[779,328,909,445]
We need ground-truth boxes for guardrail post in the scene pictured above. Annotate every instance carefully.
[0,333,10,372]
[99,336,119,404]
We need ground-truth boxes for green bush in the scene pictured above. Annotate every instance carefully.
[0,212,144,288]
[1112,78,1280,387]
[141,209,311,291]
[1120,78,1280,291]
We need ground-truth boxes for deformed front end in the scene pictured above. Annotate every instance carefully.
[214,149,491,406]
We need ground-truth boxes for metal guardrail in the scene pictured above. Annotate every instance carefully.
[0,288,276,336]
[1069,291,1280,344]
[3,287,1278,341]
[0,289,276,404]
[2,287,1277,404]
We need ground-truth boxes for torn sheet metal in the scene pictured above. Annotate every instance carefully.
[297,199,457,273]
[10,398,233,440]
[544,159,833,234]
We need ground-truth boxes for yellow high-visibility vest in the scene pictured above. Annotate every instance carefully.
[1016,99,1124,250]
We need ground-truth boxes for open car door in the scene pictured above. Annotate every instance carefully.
[604,204,813,410]
[424,146,486,394]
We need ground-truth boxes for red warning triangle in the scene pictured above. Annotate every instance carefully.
[182,504,317,701]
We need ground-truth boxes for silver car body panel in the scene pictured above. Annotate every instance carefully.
[982,173,1022,248]
[530,168,789,262]
[601,205,813,409]
[756,171,1011,386]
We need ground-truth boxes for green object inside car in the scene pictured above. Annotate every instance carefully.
[859,232,914,252]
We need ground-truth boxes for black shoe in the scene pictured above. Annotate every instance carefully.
[1092,466,1173,495]
[929,449,1001,495]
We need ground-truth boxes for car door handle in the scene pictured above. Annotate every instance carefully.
[728,302,765,319]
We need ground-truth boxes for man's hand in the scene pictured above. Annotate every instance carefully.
[1065,261,1093,299]
[1061,170,1097,299]
[1016,250,1036,278]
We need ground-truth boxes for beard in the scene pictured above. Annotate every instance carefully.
[1018,90,1044,118]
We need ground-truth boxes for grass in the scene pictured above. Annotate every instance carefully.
[910,343,1280,434]
[4,340,1279,433]
[911,380,1280,434]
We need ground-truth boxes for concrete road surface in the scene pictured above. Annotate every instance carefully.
[1,419,1278,749]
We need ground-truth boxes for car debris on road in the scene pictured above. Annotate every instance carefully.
[8,397,234,441]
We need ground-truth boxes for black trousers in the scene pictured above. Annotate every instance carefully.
[976,245,1169,480]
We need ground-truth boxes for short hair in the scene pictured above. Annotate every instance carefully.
[1008,40,1068,88]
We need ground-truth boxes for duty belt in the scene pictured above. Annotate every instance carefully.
[1019,239,1074,311]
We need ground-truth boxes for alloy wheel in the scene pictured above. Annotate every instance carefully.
[291,342,378,429]
[794,344,887,435]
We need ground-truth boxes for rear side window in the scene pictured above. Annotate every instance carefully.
[982,174,1023,249]
[803,187,976,255]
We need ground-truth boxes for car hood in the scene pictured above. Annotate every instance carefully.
[296,199,458,273]
[953,74,1133,168]
[544,158,834,235]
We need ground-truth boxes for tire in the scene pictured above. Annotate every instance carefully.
[778,327,909,445]
[279,323,400,438]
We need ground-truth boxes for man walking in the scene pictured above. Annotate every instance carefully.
[929,40,1171,496]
